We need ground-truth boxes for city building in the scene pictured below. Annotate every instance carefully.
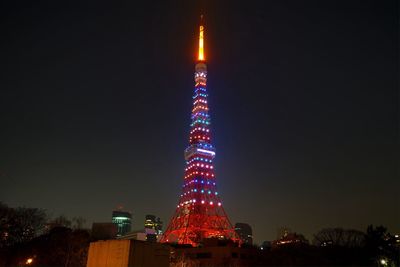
[112,209,132,237]
[235,223,253,245]
[160,16,239,247]
[91,223,117,240]
[120,230,147,241]
[144,215,163,236]
[272,231,309,247]
[121,228,157,242]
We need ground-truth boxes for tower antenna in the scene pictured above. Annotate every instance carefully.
[198,15,205,61]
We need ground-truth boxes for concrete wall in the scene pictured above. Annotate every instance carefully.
[87,240,130,267]
[128,240,170,267]
[86,239,170,267]
[172,245,259,267]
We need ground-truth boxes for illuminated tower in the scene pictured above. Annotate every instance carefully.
[161,18,238,246]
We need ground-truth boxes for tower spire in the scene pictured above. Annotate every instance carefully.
[198,15,205,61]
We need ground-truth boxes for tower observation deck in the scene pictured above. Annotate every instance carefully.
[160,18,239,247]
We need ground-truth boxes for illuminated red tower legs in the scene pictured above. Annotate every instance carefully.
[160,19,239,246]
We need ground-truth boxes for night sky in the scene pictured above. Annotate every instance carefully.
[0,1,398,243]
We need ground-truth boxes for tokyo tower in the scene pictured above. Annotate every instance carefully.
[160,18,239,247]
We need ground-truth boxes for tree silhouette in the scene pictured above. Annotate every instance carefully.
[313,228,365,247]
[0,202,47,248]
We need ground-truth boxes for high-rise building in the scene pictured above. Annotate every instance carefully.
[235,223,253,245]
[160,17,238,247]
[112,209,132,237]
[145,215,156,229]
[154,218,163,235]
[144,215,163,236]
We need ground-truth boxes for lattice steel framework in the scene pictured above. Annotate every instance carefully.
[160,20,239,247]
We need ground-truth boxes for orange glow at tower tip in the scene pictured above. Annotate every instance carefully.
[198,21,205,61]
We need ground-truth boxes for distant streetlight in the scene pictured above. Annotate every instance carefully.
[380,258,388,266]
[25,258,33,265]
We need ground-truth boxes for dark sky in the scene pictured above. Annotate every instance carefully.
[0,0,398,243]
